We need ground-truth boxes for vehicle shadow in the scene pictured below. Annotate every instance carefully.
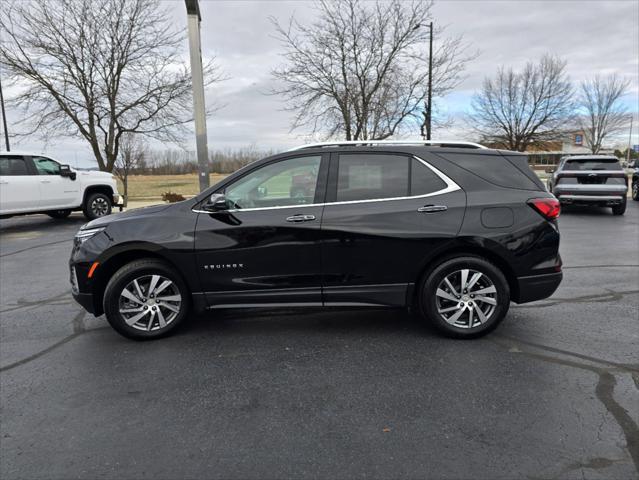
[181,307,441,339]
[0,213,87,235]
[559,205,619,216]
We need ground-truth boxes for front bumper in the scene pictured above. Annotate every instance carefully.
[73,291,97,314]
[70,262,100,315]
[514,272,562,304]
[113,193,124,211]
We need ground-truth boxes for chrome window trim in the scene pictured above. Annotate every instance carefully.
[192,155,461,214]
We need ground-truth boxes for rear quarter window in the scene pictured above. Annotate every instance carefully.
[439,153,540,190]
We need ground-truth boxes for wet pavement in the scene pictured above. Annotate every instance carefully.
[1,203,638,479]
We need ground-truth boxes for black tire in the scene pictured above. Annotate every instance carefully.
[418,256,510,339]
[103,259,190,340]
[83,192,112,220]
[632,181,638,201]
[611,198,626,216]
[46,209,72,219]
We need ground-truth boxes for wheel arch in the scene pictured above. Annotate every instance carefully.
[83,185,114,206]
[89,247,185,316]
[411,241,518,308]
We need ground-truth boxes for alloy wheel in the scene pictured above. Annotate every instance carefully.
[91,197,110,217]
[118,274,182,331]
[435,269,498,329]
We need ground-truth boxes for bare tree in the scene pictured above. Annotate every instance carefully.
[114,133,146,207]
[578,74,631,154]
[271,0,475,140]
[469,54,574,151]
[0,0,222,171]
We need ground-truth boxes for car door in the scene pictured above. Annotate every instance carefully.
[194,154,328,307]
[31,156,80,209]
[0,155,39,213]
[320,152,466,307]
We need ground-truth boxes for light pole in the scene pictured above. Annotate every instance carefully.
[627,114,633,165]
[417,22,434,141]
[0,75,9,151]
[185,0,209,192]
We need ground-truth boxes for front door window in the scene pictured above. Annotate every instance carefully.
[225,156,321,209]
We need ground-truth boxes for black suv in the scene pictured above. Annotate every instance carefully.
[70,142,562,340]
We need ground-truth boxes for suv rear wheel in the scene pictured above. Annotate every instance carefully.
[632,180,638,201]
[611,198,626,215]
[83,192,112,220]
[103,259,190,340]
[418,256,510,338]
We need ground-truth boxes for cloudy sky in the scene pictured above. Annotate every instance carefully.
[4,0,639,167]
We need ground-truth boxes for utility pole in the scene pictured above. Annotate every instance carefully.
[185,0,209,192]
[627,114,633,165]
[0,75,10,151]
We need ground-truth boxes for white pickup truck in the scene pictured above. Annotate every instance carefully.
[0,152,122,220]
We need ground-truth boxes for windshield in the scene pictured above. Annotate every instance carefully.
[563,159,622,171]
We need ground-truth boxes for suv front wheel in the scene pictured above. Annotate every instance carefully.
[418,256,510,338]
[83,192,112,220]
[103,259,190,340]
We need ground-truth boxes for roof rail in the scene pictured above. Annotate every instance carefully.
[288,140,488,151]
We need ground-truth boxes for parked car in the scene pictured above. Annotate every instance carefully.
[632,168,639,201]
[70,141,562,340]
[547,155,628,215]
[0,152,121,220]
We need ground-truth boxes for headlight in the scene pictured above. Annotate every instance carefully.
[74,227,105,244]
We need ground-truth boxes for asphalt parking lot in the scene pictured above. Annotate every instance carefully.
[1,204,638,479]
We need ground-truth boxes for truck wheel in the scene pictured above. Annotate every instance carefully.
[47,209,72,219]
[83,192,112,220]
[611,199,626,216]
[103,259,190,340]
[418,256,510,339]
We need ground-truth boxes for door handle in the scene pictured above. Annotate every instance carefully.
[286,214,316,222]
[418,205,448,213]
[40,180,52,184]
[0,181,8,185]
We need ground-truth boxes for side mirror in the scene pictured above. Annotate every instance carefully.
[203,193,230,212]
[60,164,76,180]
[545,167,555,174]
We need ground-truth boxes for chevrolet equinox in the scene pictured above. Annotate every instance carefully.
[70,141,562,340]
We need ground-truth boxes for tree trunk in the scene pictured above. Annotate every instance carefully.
[123,177,128,208]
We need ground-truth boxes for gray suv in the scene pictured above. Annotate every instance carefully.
[548,155,628,215]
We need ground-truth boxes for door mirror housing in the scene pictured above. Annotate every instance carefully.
[59,164,77,180]
[545,167,555,174]
[203,193,230,212]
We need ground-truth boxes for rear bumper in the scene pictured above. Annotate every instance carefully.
[514,272,562,304]
[557,194,625,205]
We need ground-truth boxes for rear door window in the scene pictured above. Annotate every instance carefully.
[0,156,30,176]
[336,154,409,202]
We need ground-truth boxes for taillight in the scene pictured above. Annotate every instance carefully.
[528,198,560,220]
